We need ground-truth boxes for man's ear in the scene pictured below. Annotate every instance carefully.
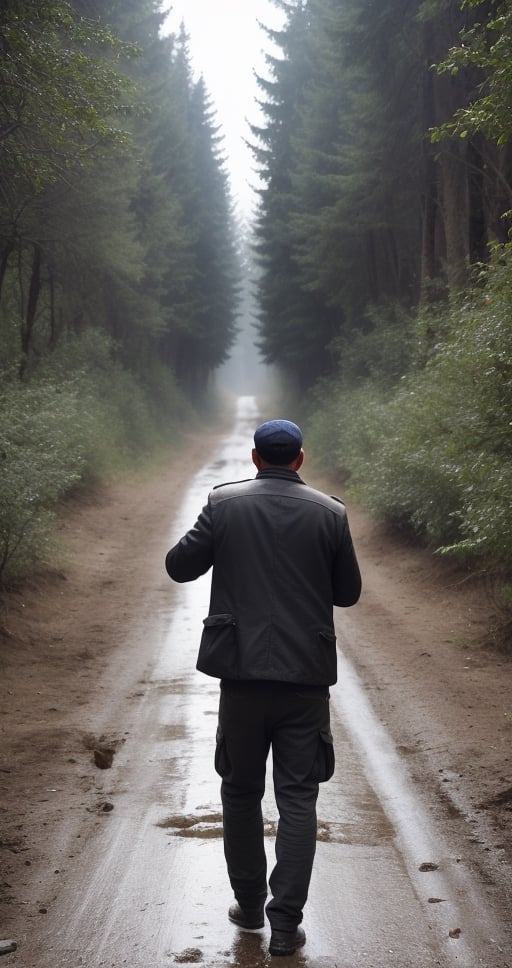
[252,448,263,470]
[292,450,304,471]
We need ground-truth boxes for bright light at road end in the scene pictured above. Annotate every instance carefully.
[160,0,285,220]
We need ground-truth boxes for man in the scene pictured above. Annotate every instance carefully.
[165,418,361,957]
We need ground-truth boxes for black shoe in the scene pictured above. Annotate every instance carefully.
[269,925,306,956]
[228,901,265,930]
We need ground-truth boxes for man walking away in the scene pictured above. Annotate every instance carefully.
[165,418,361,956]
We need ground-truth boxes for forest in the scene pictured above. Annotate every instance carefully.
[0,0,511,615]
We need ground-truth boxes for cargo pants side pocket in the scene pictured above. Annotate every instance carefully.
[310,728,335,783]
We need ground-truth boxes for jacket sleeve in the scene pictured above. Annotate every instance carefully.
[165,500,214,583]
[332,514,362,607]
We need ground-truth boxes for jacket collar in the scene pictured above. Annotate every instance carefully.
[256,467,305,484]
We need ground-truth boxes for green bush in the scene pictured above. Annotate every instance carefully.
[0,380,86,577]
[359,374,468,545]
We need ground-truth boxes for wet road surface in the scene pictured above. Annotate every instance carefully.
[7,396,510,967]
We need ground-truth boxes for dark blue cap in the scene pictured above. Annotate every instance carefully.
[254,419,303,465]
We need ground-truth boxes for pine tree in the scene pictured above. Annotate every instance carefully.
[251,0,331,389]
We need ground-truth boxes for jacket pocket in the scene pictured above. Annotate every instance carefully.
[319,629,336,646]
[310,728,335,783]
[317,629,338,684]
[214,723,231,778]
[196,613,238,679]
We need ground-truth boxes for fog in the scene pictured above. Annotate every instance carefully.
[217,314,275,399]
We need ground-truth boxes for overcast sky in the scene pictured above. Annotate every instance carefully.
[162,1,285,220]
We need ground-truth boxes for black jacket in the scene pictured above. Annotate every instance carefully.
[165,467,361,685]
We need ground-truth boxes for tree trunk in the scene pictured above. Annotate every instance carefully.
[421,3,473,293]
[467,139,487,264]
[419,20,445,304]
[420,167,443,305]
[0,241,14,304]
[19,243,42,378]
[438,143,469,291]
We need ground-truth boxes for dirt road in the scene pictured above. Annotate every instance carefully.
[1,396,511,966]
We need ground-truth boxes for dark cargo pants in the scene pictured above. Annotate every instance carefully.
[215,679,334,932]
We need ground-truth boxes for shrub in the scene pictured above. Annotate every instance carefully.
[0,380,86,577]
